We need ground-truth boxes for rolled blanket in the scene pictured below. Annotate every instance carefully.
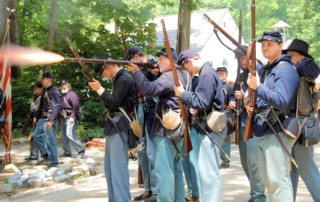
[295,57,320,81]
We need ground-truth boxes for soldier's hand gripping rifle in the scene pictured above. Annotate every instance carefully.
[243,0,257,142]
[161,19,193,154]
[65,37,94,82]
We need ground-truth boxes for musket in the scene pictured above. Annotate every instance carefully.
[203,13,247,55]
[20,115,32,136]
[63,58,157,70]
[120,26,129,60]
[161,19,192,154]
[65,37,94,82]
[193,118,230,161]
[243,0,257,142]
[235,10,242,145]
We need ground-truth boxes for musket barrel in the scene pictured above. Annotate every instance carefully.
[63,58,157,69]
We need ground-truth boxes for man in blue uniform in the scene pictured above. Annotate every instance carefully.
[32,72,61,167]
[182,72,201,202]
[127,48,189,202]
[25,81,42,161]
[247,32,300,201]
[174,49,226,202]
[60,80,85,158]
[89,59,136,202]
[128,46,159,201]
[216,66,234,169]
[283,39,320,202]
[229,46,266,202]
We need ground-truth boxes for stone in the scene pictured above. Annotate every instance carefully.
[53,175,70,183]
[67,171,80,179]
[8,172,22,184]
[4,164,21,174]
[27,179,43,188]
[45,167,59,178]
[1,183,14,193]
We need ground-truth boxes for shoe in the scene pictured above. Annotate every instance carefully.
[37,154,50,165]
[185,194,200,202]
[77,150,85,158]
[144,194,157,202]
[48,163,59,167]
[59,153,72,157]
[25,157,38,161]
[133,191,152,201]
[220,163,230,169]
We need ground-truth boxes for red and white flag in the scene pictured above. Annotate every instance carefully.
[0,48,12,165]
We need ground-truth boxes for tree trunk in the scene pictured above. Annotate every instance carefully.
[0,0,8,46]
[7,0,19,45]
[8,0,20,78]
[176,0,192,54]
[46,0,59,72]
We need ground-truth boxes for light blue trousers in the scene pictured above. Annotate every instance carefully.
[29,131,40,159]
[32,118,58,164]
[182,126,201,197]
[136,103,158,194]
[257,133,295,202]
[104,133,131,202]
[198,127,226,202]
[239,126,266,202]
[291,144,320,202]
[155,136,184,202]
[61,119,84,155]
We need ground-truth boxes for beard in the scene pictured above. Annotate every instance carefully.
[61,88,69,94]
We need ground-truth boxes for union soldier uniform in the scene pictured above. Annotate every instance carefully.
[91,61,136,202]
[176,49,226,202]
[25,81,42,161]
[250,32,300,202]
[181,74,201,201]
[230,46,266,201]
[217,66,234,169]
[283,39,320,201]
[32,72,61,167]
[128,48,190,202]
[128,46,159,201]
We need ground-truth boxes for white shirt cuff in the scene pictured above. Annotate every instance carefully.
[96,87,105,96]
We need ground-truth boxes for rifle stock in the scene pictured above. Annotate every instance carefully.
[243,0,257,142]
[65,37,94,82]
[160,19,192,154]
[203,13,247,55]
[20,116,32,136]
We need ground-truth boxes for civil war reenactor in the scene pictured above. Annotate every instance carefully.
[246,32,300,201]
[89,58,136,202]
[59,79,85,158]
[216,66,235,169]
[24,80,42,161]
[128,46,159,201]
[32,72,61,167]
[127,47,190,202]
[282,39,320,202]
[182,72,201,202]
[174,49,227,202]
[229,45,266,201]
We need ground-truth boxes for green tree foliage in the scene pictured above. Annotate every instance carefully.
[13,0,159,130]
[287,0,320,62]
